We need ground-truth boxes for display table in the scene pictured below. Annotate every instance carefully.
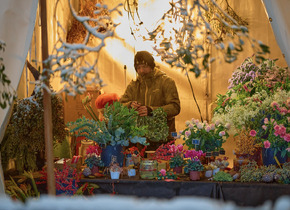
[80,177,290,207]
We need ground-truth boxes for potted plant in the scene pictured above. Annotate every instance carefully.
[67,101,149,167]
[109,162,123,180]
[180,118,230,154]
[250,99,290,165]
[153,140,175,171]
[184,150,205,181]
[84,145,104,175]
[169,144,185,174]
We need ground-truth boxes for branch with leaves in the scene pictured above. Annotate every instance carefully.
[34,1,123,96]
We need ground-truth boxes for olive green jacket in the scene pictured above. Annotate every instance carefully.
[119,67,181,137]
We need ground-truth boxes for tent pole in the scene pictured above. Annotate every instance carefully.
[40,0,56,195]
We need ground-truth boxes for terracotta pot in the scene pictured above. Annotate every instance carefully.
[91,166,99,174]
[189,170,200,181]
[173,166,183,174]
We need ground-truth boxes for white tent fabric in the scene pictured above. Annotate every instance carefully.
[262,0,290,68]
[0,0,38,195]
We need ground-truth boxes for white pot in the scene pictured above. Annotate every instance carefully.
[213,168,220,175]
[205,170,213,178]
[110,171,120,179]
[128,169,136,177]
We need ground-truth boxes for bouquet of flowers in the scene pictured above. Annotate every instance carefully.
[180,118,230,152]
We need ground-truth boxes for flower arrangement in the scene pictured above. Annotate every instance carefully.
[68,101,149,147]
[211,157,230,169]
[213,57,289,134]
[181,118,230,152]
[169,144,185,168]
[249,99,290,158]
[154,140,175,161]
[84,145,104,169]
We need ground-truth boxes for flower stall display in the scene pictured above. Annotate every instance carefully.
[84,145,104,175]
[169,144,185,174]
[212,56,289,165]
[184,150,205,181]
[181,118,230,154]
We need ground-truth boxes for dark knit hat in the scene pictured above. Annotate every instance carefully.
[134,51,155,70]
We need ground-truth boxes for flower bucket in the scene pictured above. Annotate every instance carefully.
[262,148,286,166]
[110,171,120,179]
[189,170,200,181]
[101,144,124,167]
[173,166,183,174]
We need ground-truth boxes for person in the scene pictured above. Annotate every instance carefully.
[119,51,181,150]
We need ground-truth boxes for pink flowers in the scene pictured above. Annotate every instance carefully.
[263,140,271,149]
[249,130,257,137]
[160,169,166,176]
[184,150,205,160]
[219,131,226,136]
[169,144,184,155]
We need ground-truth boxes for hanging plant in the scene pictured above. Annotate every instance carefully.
[0,91,67,173]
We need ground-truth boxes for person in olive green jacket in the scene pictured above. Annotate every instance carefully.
[119,51,181,150]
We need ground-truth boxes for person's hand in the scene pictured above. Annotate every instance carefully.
[131,101,141,109]
[137,106,149,116]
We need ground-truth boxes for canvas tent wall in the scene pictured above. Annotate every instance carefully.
[0,0,289,195]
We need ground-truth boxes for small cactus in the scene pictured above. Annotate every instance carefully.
[83,167,91,177]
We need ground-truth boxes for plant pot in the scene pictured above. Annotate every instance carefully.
[205,170,213,178]
[262,148,286,166]
[91,166,99,175]
[213,168,220,175]
[140,159,158,179]
[189,170,200,181]
[101,144,124,167]
[128,169,136,177]
[173,166,183,174]
[110,171,121,179]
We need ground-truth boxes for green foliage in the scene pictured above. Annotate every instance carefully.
[5,171,40,203]
[169,156,185,168]
[137,107,169,142]
[184,160,204,173]
[240,161,290,183]
[1,91,67,173]
[54,137,71,159]
[67,101,149,146]
[213,171,233,182]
